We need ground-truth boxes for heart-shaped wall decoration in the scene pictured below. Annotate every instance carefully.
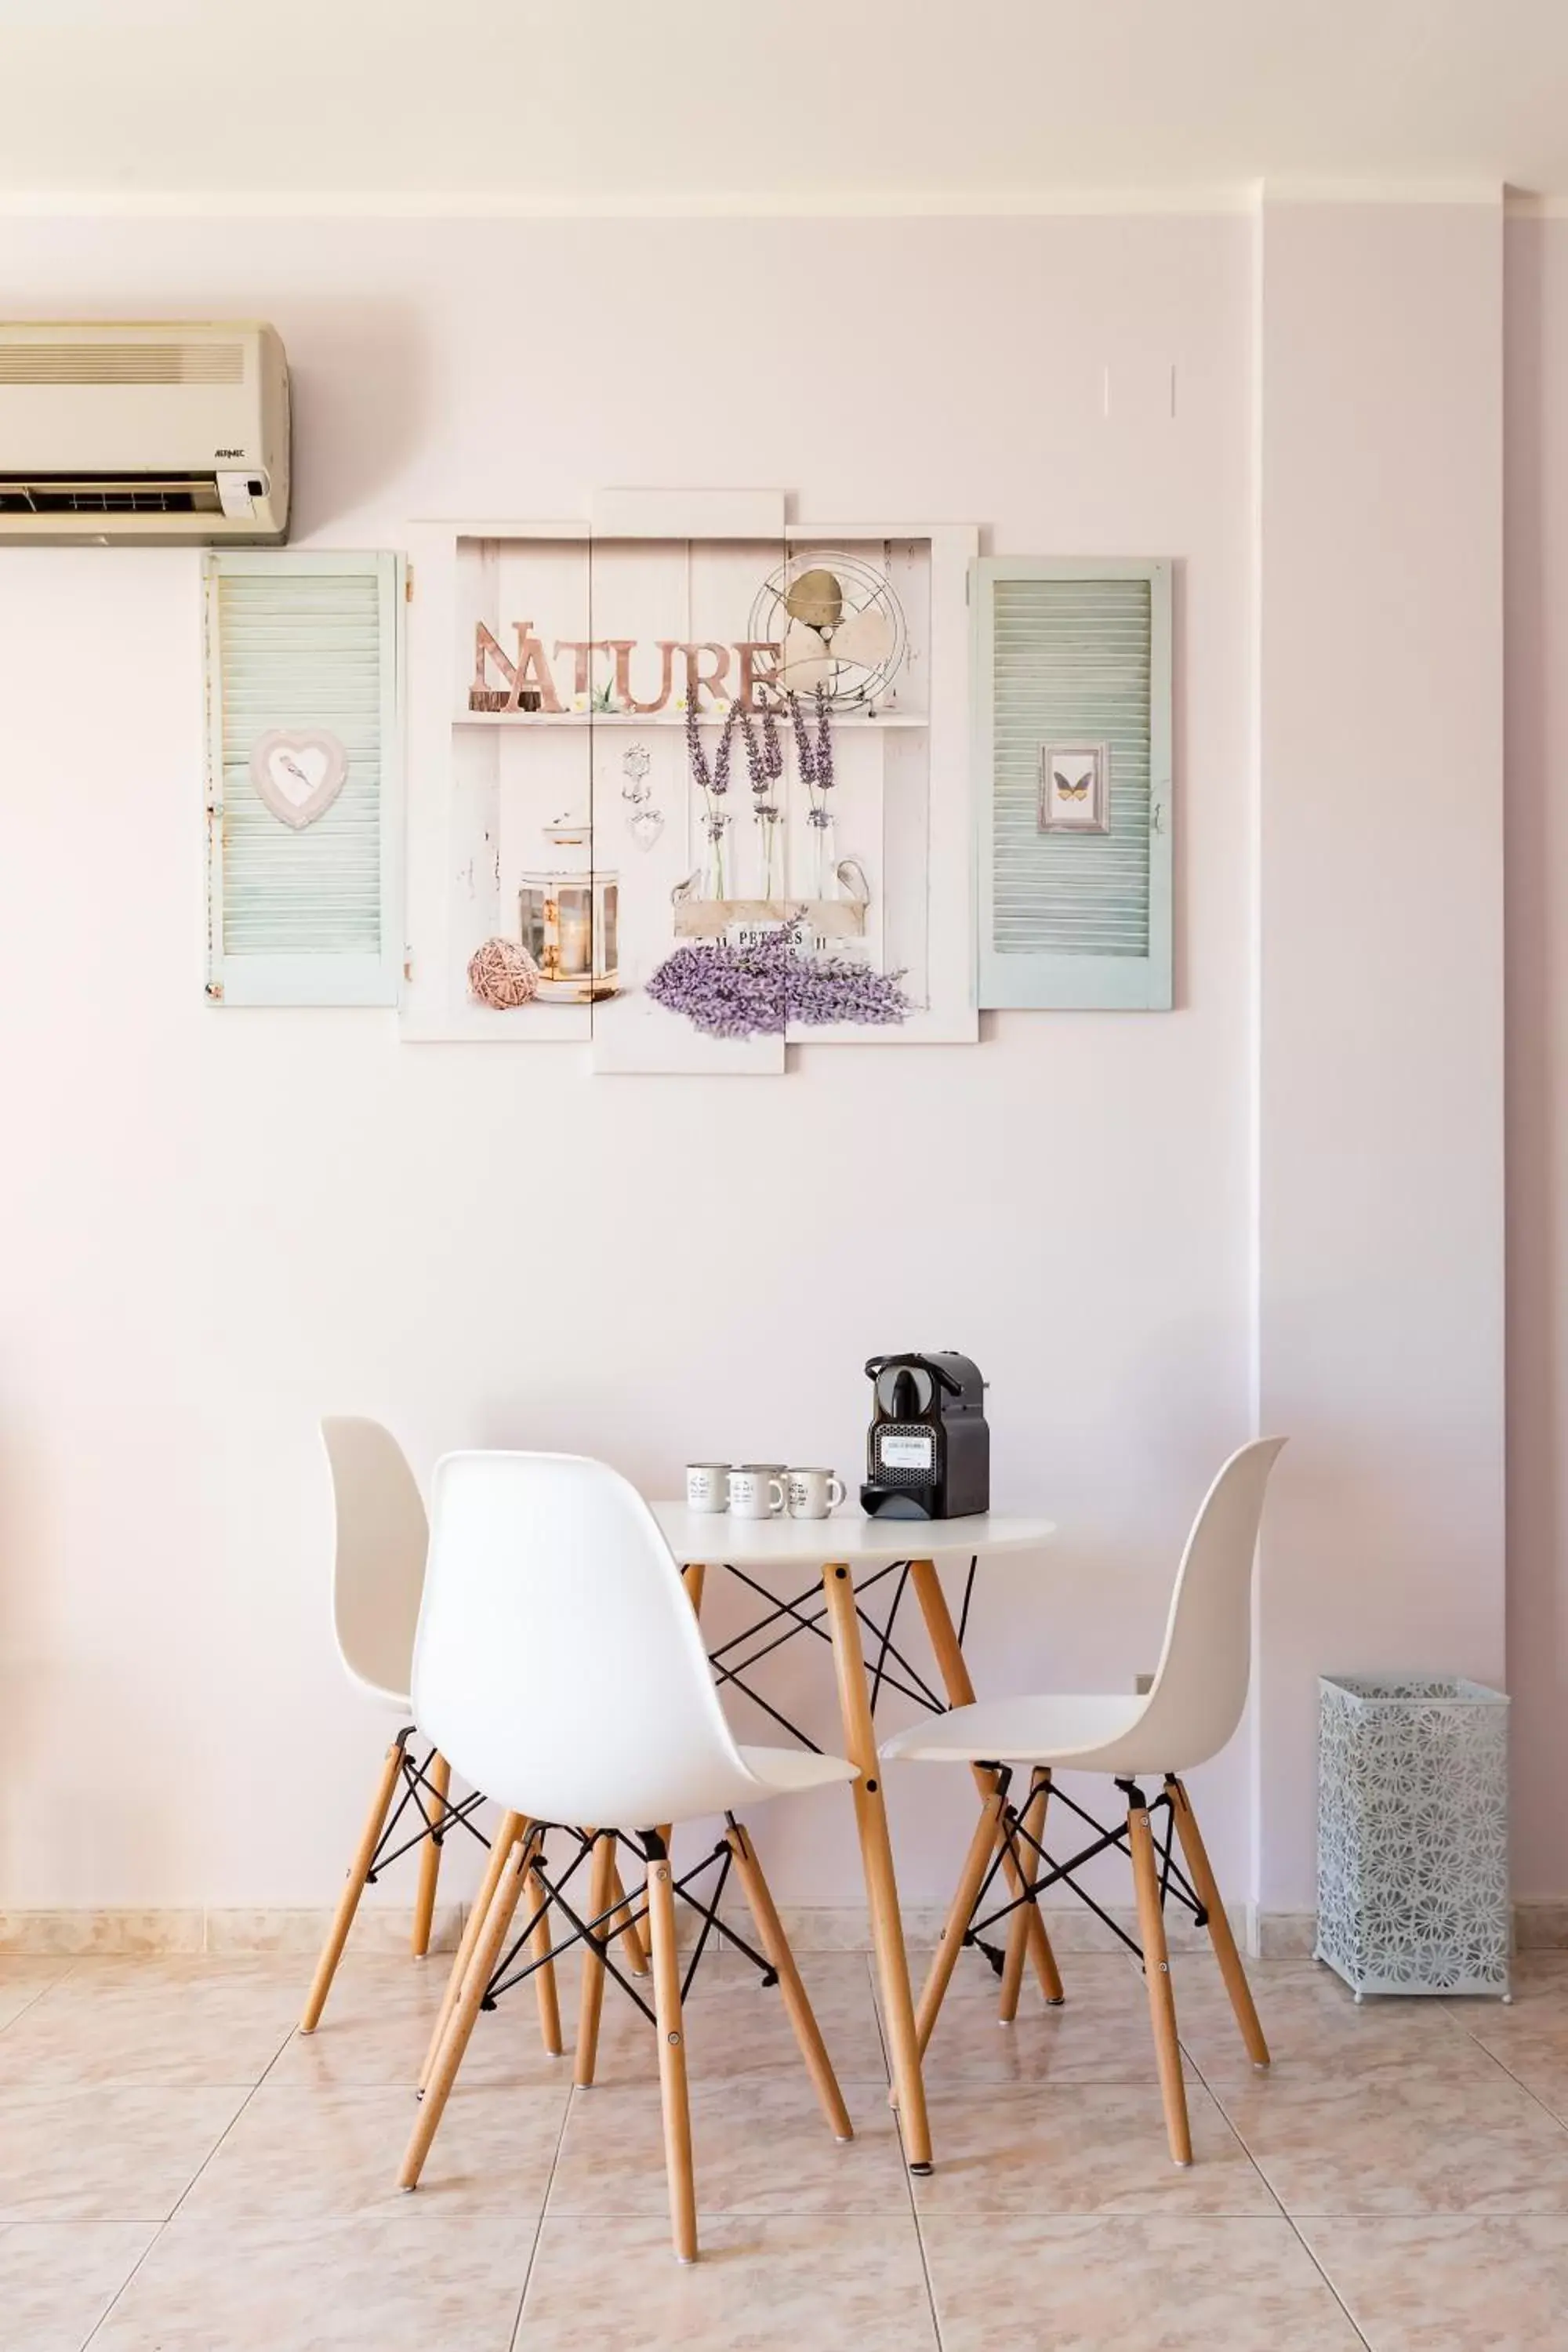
[249,728,349,830]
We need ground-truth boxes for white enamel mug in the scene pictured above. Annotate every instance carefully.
[786,1467,847,1519]
[729,1465,786,1519]
[685,1463,731,1515]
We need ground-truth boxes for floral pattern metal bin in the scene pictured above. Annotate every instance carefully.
[1316,1675,1510,1999]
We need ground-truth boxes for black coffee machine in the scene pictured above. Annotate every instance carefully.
[861,1352,989,1520]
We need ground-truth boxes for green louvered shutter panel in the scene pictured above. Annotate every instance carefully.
[973,557,1171,1009]
[204,550,404,1005]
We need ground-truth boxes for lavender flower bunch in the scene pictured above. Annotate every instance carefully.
[789,685,836,829]
[647,924,909,1040]
[739,699,784,822]
[739,698,786,896]
[687,694,739,843]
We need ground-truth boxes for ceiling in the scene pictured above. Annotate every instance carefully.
[2,0,1566,209]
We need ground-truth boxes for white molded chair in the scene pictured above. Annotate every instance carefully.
[302,1420,575,2041]
[399,1450,860,2263]
[881,1436,1287,2167]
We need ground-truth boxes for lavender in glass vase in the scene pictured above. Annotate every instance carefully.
[789,684,837,898]
[740,698,786,900]
[688,695,739,901]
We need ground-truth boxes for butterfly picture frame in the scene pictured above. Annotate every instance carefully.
[1038,741,1109,833]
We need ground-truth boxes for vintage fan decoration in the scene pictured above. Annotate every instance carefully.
[750,550,907,710]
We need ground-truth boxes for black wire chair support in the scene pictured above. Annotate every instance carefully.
[481,1826,779,2029]
[365,1733,491,1885]
[964,1774,1207,1973]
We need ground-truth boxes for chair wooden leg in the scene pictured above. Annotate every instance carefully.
[647,1836,699,2263]
[608,1858,651,1976]
[1168,1775,1270,2068]
[400,1817,533,2190]
[1127,1793,1192,2166]
[417,1822,514,2095]
[913,1782,1008,2058]
[908,1559,1065,2007]
[575,1831,618,2088]
[821,1562,931,2172]
[411,1751,452,1959]
[725,1820,854,2141]
[1000,1769,1051,2024]
[525,1848,564,2057]
[299,1734,408,2032]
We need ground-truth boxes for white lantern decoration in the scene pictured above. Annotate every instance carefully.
[518,817,619,1002]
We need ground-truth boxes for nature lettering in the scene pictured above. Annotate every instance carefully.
[470,622,782,714]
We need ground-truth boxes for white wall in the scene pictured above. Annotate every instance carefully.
[1253,202,1508,1911]
[0,216,1257,1915]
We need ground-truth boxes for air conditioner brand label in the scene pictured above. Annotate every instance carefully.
[214,447,247,459]
[880,1432,935,1470]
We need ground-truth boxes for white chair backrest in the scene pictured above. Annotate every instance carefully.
[321,1417,429,1706]
[1130,1436,1287,1773]
[412,1450,756,1829]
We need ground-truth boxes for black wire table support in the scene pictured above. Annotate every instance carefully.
[701,1555,972,1755]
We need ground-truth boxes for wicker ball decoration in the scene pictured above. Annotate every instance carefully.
[467,936,539,1010]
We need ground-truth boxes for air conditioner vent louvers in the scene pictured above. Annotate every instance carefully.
[0,342,244,387]
[0,476,223,515]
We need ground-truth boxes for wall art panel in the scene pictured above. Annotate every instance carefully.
[403,506,978,1072]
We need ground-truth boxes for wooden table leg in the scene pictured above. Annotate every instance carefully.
[821,1561,932,2173]
[653,1563,711,1918]
[411,1751,451,1958]
[908,1557,1065,2006]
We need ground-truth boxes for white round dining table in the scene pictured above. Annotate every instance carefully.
[651,1504,1058,1570]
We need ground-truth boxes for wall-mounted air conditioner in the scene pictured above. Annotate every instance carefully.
[0,321,289,543]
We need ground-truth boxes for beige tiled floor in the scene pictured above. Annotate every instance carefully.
[6,1945,1568,2347]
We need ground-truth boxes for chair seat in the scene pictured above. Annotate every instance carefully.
[470,1744,858,1831]
[880,1692,1153,1771]
[738,1744,860,1798]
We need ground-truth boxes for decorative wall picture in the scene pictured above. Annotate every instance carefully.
[402,505,979,1072]
[204,550,404,1007]
[1038,741,1109,833]
[249,727,349,831]
[974,557,1173,1012]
